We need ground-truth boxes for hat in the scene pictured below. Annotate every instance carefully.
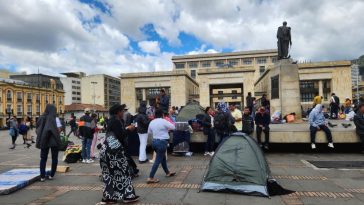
[84,108,91,114]
[109,103,126,115]
[121,104,129,110]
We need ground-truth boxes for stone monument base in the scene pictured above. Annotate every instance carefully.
[269,59,302,120]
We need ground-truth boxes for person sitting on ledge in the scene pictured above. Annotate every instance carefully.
[308,104,334,149]
[353,103,364,154]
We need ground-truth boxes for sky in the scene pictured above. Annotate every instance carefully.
[0,0,363,77]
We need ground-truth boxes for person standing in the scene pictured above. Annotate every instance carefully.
[158,89,169,114]
[79,108,94,163]
[147,109,176,184]
[97,103,139,205]
[66,113,78,138]
[354,103,364,153]
[261,94,270,113]
[214,102,235,144]
[8,116,18,149]
[308,104,334,149]
[330,93,340,119]
[90,113,99,159]
[135,103,150,163]
[246,92,254,113]
[242,107,254,135]
[255,107,270,150]
[230,104,242,132]
[202,107,215,156]
[19,118,31,148]
[36,104,62,182]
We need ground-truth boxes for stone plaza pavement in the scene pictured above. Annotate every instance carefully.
[0,129,364,205]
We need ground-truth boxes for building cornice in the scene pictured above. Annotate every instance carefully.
[198,67,255,75]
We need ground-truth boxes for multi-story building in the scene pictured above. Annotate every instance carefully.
[81,74,121,109]
[60,72,85,105]
[10,74,63,90]
[0,78,65,127]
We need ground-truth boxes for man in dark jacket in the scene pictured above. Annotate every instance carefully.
[135,103,150,163]
[201,107,215,156]
[242,107,254,135]
[354,103,364,153]
[158,89,169,114]
[246,92,253,113]
[67,113,77,138]
[255,106,270,150]
[214,102,235,144]
[79,108,94,163]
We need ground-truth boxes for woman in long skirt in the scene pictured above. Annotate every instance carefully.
[97,104,139,205]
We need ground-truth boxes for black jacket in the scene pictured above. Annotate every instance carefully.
[255,112,270,127]
[354,112,364,135]
[107,116,127,147]
[242,114,254,134]
[201,113,213,135]
[135,113,149,134]
[79,114,93,139]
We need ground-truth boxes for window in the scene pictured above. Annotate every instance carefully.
[45,95,49,103]
[72,80,76,84]
[232,96,238,99]
[191,70,196,79]
[77,92,81,95]
[72,97,77,100]
[322,80,331,101]
[27,104,32,115]
[175,63,185,69]
[72,91,76,95]
[215,60,225,67]
[272,56,278,63]
[59,96,62,104]
[36,94,40,102]
[36,104,40,115]
[218,91,223,94]
[16,92,22,102]
[6,104,12,113]
[232,90,237,94]
[243,58,252,65]
[188,62,198,69]
[77,97,81,100]
[228,59,239,67]
[17,104,23,116]
[257,57,267,64]
[53,94,55,104]
[201,61,211,68]
[27,93,32,103]
[271,75,279,99]
[300,80,319,102]
[259,66,265,75]
[7,90,12,102]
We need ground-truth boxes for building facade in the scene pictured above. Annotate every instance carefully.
[120,70,199,113]
[60,72,85,105]
[120,48,352,113]
[0,78,65,127]
[81,74,121,109]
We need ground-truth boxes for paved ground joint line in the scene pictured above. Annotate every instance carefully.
[26,189,69,205]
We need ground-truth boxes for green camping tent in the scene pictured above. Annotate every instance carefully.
[176,102,205,122]
[201,133,271,196]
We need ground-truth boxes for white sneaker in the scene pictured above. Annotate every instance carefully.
[209,152,215,156]
[311,143,316,149]
[204,152,209,156]
[86,159,94,164]
[82,159,86,163]
[328,143,334,148]
[40,178,45,182]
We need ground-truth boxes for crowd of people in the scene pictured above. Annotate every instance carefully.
[5,88,364,204]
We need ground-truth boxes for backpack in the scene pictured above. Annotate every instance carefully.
[19,124,28,135]
[214,112,227,130]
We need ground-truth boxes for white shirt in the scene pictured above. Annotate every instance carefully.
[148,118,176,140]
[210,115,214,128]
[56,117,62,128]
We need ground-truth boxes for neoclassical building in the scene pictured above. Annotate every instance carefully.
[0,78,65,127]
[120,49,352,113]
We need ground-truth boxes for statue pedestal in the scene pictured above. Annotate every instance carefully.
[269,59,302,119]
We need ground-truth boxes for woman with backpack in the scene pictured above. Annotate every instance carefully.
[36,104,62,182]
[8,116,18,149]
[214,102,235,144]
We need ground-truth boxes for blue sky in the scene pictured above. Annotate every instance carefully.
[0,0,363,76]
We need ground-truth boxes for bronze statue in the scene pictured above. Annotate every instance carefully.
[277,21,292,60]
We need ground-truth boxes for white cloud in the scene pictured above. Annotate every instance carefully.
[138,41,161,54]
[0,0,363,79]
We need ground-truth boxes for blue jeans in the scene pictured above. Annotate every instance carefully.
[40,147,58,178]
[149,139,169,178]
[82,138,92,160]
